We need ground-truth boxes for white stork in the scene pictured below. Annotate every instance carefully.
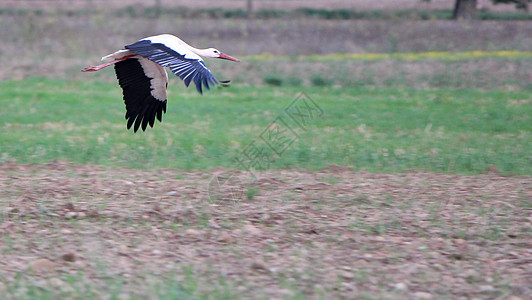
[82,34,239,132]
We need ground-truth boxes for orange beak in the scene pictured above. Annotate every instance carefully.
[218,52,240,62]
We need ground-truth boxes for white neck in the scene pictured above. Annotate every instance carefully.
[191,48,214,58]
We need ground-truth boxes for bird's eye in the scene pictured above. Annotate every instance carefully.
[213,50,219,54]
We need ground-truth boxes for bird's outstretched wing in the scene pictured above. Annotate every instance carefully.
[114,58,168,132]
[125,39,218,94]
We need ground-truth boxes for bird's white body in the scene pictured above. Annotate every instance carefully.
[82,34,239,132]
[140,34,203,60]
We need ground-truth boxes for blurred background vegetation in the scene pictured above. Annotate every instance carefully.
[0,0,531,89]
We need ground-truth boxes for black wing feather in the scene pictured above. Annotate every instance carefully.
[125,40,218,94]
[114,58,167,132]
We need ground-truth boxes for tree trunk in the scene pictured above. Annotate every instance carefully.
[247,0,253,19]
[517,0,529,12]
[453,0,478,20]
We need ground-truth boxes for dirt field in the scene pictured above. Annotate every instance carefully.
[1,161,530,298]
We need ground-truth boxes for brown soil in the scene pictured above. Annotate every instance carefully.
[1,161,530,298]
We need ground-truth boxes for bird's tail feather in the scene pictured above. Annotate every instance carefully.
[219,80,231,88]
[101,49,133,61]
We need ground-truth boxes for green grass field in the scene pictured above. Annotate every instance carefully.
[1,77,531,175]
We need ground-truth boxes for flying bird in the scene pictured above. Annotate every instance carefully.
[82,34,239,132]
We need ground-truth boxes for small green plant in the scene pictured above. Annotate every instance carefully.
[246,185,259,200]
[310,73,334,87]
[263,74,283,86]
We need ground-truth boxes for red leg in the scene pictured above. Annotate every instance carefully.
[81,55,136,72]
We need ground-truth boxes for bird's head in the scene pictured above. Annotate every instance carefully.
[207,48,240,62]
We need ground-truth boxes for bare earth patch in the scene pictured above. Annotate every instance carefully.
[0,161,530,299]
